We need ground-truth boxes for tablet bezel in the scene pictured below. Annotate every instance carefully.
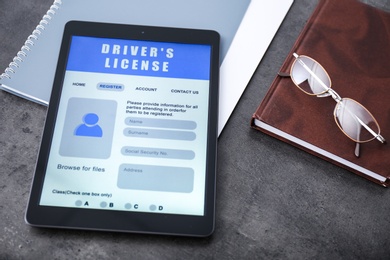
[26,21,220,237]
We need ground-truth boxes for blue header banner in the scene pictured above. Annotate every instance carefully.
[66,36,211,80]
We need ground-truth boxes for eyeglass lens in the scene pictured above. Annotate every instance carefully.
[291,56,331,95]
[291,55,381,143]
[335,98,379,143]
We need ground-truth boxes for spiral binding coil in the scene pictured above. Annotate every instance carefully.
[0,0,62,80]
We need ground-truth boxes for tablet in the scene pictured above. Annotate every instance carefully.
[26,21,220,237]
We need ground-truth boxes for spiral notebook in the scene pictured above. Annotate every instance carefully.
[0,0,293,135]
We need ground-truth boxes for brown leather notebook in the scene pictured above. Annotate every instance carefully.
[251,0,390,186]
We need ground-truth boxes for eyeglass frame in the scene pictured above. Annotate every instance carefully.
[278,53,386,157]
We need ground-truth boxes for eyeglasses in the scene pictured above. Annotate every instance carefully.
[282,53,386,157]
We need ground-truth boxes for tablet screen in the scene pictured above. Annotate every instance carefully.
[38,32,215,216]
[30,21,218,236]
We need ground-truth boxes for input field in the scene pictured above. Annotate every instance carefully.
[117,164,194,193]
[123,128,196,141]
[121,146,195,160]
[125,117,197,130]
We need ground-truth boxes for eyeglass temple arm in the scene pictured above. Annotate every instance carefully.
[353,111,386,143]
[353,114,387,157]
[355,143,360,157]
[278,72,291,77]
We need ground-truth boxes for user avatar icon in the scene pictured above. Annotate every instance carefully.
[74,113,103,137]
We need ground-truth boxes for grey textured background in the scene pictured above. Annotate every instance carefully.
[1,0,390,259]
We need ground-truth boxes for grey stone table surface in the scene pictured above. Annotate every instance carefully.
[1,0,390,259]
